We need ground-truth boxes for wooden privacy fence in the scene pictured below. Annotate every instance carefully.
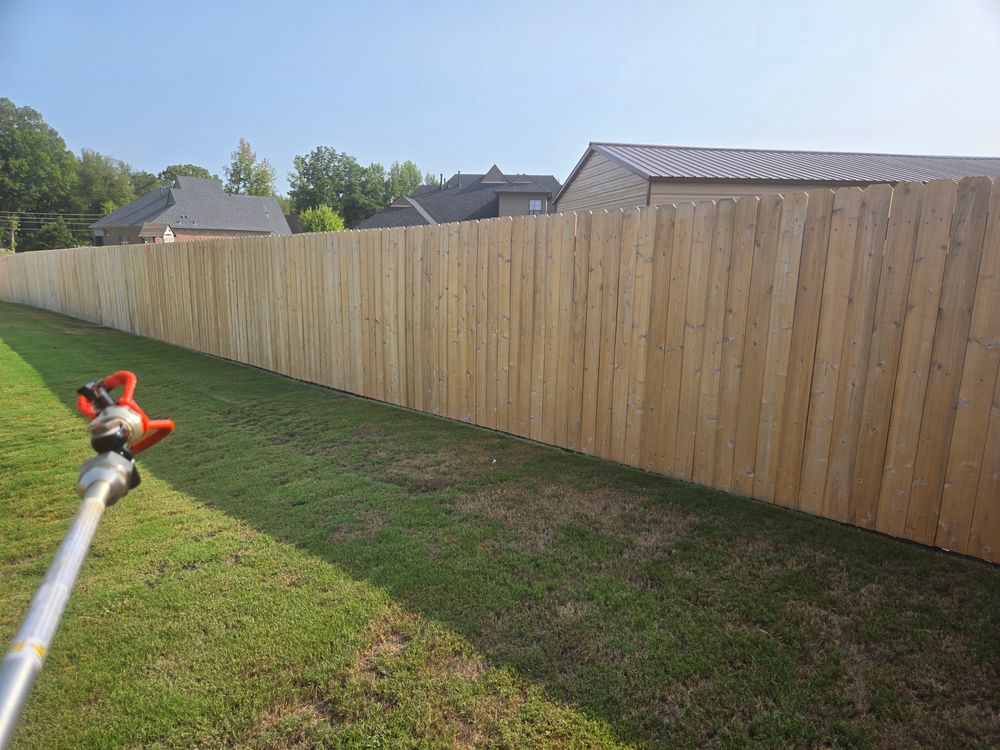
[1,177,999,562]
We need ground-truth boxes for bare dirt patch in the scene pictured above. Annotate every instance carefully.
[244,697,338,750]
[455,479,695,553]
[327,508,388,544]
[354,610,416,673]
[357,439,536,495]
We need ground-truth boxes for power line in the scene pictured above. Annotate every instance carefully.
[0,211,102,218]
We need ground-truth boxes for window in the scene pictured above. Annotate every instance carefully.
[528,199,543,215]
[119,234,129,245]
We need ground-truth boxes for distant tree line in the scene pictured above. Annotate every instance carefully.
[0,97,437,251]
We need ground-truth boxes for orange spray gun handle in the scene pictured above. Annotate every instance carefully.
[76,370,174,454]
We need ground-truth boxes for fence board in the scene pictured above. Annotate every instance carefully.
[692,200,734,486]
[594,210,622,458]
[822,184,894,521]
[876,181,959,538]
[674,202,717,479]
[848,183,923,528]
[904,177,992,544]
[937,181,1000,554]
[733,194,784,496]
[713,197,759,489]
[657,202,694,475]
[566,212,592,450]
[555,213,578,448]
[497,218,513,432]
[580,211,608,455]
[516,218,536,437]
[797,188,864,512]
[639,205,677,472]
[753,192,809,501]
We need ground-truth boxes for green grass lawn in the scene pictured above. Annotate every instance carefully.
[1,300,998,749]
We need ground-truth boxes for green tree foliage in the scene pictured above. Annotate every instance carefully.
[299,204,345,232]
[423,171,441,187]
[128,169,161,196]
[385,160,422,203]
[0,98,78,215]
[346,162,388,226]
[288,146,359,216]
[29,216,74,250]
[158,163,218,184]
[224,138,275,196]
[289,148,432,227]
[75,149,135,214]
[3,215,18,252]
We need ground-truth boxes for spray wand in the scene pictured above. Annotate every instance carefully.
[0,371,173,750]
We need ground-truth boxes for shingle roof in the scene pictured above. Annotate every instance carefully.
[591,143,1000,183]
[357,170,562,229]
[92,177,291,235]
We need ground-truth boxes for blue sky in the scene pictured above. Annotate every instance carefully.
[2,0,999,194]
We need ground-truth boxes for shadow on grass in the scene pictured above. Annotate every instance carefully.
[4,302,999,749]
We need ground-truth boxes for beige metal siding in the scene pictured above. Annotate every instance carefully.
[649,179,870,206]
[499,193,547,217]
[554,152,648,213]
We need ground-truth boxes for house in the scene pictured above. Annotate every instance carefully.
[357,165,561,229]
[91,175,291,245]
[553,142,1000,213]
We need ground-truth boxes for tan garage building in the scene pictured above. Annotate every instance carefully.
[552,142,1000,213]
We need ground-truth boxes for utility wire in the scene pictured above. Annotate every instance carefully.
[0,211,103,218]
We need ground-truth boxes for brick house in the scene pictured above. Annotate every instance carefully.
[90,175,290,245]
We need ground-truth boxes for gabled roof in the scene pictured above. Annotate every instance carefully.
[481,164,507,184]
[138,223,170,237]
[92,177,291,235]
[357,169,562,229]
[555,142,1000,204]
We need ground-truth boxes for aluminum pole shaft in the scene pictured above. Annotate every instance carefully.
[0,480,112,750]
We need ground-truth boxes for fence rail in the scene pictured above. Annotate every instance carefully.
[2,178,998,562]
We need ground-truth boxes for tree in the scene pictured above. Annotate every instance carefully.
[28,216,74,250]
[385,160,422,203]
[128,169,161,196]
[290,145,433,227]
[342,162,388,227]
[0,98,78,216]
[3,215,18,252]
[288,146,360,215]
[224,138,275,196]
[299,204,345,233]
[75,149,135,214]
[158,163,218,184]
[423,171,441,187]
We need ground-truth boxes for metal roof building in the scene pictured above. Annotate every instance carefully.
[553,143,1000,213]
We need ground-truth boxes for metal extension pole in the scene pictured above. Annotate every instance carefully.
[0,371,172,750]
[0,480,112,750]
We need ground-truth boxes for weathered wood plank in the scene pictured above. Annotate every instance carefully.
[937,180,1000,552]
[876,180,958,538]
[674,201,717,479]
[905,177,992,544]
[821,184,894,521]
[713,197,760,490]
[692,200,735,486]
[732,194,784,496]
[849,182,923,528]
